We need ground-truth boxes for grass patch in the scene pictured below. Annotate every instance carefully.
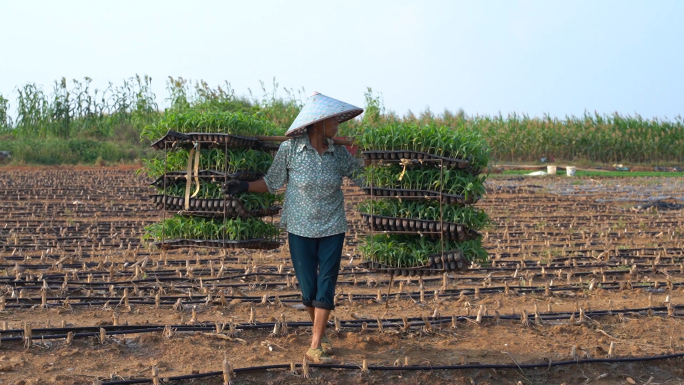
[0,138,154,165]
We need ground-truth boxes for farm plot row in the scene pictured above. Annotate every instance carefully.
[0,169,682,384]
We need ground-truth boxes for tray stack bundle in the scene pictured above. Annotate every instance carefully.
[141,111,285,250]
[356,123,492,276]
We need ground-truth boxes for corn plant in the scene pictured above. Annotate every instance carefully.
[361,164,487,201]
[141,109,285,143]
[144,216,281,242]
[156,179,282,210]
[164,76,304,130]
[0,94,11,133]
[356,122,491,170]
[142,148,274,179]
[357,200,493,230]
[359,235,487,267]
[236,192,283,211]
[156,179,223,199]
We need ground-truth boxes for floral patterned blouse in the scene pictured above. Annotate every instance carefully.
[263,135,363,238]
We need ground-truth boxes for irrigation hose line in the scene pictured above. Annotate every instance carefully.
[4,259,682,277]
[2,280,682,308]
[4,276,683,296]
[4,247,681,263]
[6,263,684,288]
[3,263,682,283]
[0,291,679,312]
[3,306,682,341]
[6,259,682,283]
[5,250,683,271]
[1,285,682,312]
[99,354,684,384]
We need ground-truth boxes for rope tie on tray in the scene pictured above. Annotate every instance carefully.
[184,142,202,210]
[397,158,412,181]
[192,143,201,198]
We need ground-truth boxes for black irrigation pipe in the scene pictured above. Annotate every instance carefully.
[1,257,682,285]
[3,265,682,284]
[1,254,682,275]
[0,327,168,342]
[100,354,684,384]
[4,258,683,281]
[0,249,266,262]
[3,277,683,300]
[4,250,683,270]
[0,319,452,341]
[1,280,683,309]
[3,271,299,286]
[489,254,684,263]
[5,266,684,293]
[3,241,682,258]
[0,257,271,270]
[3,307,683,341]
[2,278,682,302]
[0,251,226,261]
[483,251,684,261]
[3,272,301,287]
[0,293,303,309]
[2,273,399,290]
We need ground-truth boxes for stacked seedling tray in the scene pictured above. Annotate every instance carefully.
[356,123,492,276]
[140,111,285,250]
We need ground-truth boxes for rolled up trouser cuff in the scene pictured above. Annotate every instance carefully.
[312,300,335,311]
[288,232,344,312]
[302,300,314,308]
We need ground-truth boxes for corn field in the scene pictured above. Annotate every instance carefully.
[469,112,684,164]
[8,75,158,140]
[1,78,683,165]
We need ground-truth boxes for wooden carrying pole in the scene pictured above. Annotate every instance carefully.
[255,136,355,146]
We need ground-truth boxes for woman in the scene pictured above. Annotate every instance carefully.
[224,92,364,363]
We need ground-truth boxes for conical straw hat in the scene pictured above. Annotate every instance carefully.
[285,92,363,137]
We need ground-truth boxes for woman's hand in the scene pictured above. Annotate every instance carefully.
[223,178,270,195]
[223,180,249,196]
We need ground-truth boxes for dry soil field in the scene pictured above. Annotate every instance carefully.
[0,166,682,385]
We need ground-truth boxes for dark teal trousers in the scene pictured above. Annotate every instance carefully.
[288,232,345,310]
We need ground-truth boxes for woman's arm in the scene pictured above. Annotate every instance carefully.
[247,178,269,193]
[338,146,366,187]
[224,142,290,196]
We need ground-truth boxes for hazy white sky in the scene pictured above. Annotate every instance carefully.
[1,0,682,119]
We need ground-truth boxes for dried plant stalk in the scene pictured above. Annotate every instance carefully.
[152,366,160,385]
[223,359,232,384]
[521,310,529,327]
[302,357,309,378]
[24,323,32,348]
